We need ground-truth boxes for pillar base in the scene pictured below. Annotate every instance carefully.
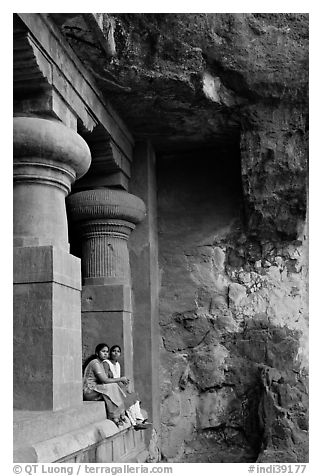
[13,246,82,411]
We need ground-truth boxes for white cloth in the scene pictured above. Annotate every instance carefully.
[103,359,121,378]
[127,401,144,423]
[103,359,145,423]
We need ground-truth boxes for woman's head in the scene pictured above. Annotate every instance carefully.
[95,343,109,361]
[110,345,122,362]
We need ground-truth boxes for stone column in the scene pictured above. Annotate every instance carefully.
[128,142,160,433]
[13,116,91,411]
[67,188,146,378]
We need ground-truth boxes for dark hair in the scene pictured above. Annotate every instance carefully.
[82,343,109,375]
[95,343,109,355]
[110,345,122,354]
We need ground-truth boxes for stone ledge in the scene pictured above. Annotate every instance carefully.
[58,423,147,463]
[14,418,121,462]
[14,417,147,463]
[14,402,106,449]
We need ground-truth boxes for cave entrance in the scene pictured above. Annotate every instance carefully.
[156,143,259,462]
[156,143,244,267]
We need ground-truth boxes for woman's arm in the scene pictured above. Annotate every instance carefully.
[118,361,132,389]
[92,361,128,384]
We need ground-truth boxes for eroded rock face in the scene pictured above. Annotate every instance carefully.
[240,105,307,240]
[55,13,308,142]
[157,154,308,462]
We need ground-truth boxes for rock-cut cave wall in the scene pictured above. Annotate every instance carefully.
[54,12,309,464]
[158,132,308,463]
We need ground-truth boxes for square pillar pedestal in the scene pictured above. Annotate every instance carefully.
[13,246,83,411]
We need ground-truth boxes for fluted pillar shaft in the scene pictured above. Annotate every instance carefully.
[67,188,146,380]
[67,188,146,284]
[80,220,135,282]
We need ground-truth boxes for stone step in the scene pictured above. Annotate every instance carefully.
[13,401,106,449]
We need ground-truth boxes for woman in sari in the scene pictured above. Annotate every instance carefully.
[83,343,130,427]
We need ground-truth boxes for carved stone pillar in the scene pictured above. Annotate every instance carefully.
[129,142,160,436]
[13,116,91,411]
[67,188,146,379]
[14,116,90,250]
[67,188,146,283]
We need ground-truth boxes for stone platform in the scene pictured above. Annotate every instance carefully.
[14,402,147,463]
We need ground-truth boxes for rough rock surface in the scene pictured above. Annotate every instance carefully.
[55,12,308,240]
[54,13,309,462]
[157,154,308,462]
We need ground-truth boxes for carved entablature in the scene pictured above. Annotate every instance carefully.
[13,15,91,131]
[13,13,134,188]
[13,30,52,93]
[74,125,132,191]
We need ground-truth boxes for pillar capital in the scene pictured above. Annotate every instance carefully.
[14,116,91,185]
[67,188,146,284]
[13,116,91,250]
[67,188,146,223]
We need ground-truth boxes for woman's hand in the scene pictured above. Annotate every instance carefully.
[120,376,130,385]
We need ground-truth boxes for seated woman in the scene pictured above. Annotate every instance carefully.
[83,343,130,427]
[83,343,148,430]
[102,344,149,429]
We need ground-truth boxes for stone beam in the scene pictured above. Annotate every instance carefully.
[14,13,134,164]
